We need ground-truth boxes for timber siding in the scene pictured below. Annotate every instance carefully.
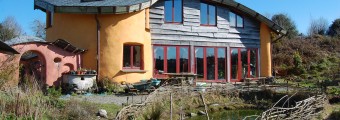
[149,0,260,48]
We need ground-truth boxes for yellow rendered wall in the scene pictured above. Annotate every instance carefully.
[260,22,272,77]
[46,10,152,83]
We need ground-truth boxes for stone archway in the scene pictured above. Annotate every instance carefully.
[18,50,46,89]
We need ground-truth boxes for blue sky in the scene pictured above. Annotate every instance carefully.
[0,0,340,35]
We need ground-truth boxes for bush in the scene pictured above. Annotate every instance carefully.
[327,87,340,95]
[98,77,123,94]
[59,100,98,120]
[47,86,62,98]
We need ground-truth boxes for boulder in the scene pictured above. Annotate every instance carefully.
[209,103,219,107]
[189,113,197,117]
[197,110,206,115]
[97,109,108,118]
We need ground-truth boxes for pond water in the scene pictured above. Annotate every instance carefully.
[187,109,262,120]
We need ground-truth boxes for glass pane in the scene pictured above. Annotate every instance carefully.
[133,46,141,67]
[206,48,215,80]
[164,0,173,22]
[200,3,208,25]
[123,46,131,67]
[250,49,257,77]
[237,15,243,27]
[241,49,248,78]
[217,48,225,80]
[154,47,164,73]
[208,5,216,25]
[195,47,204,79]
[229,12,236,27]
[167,47,177,73]
[174,0,182,22]
[180,47,189,73]
[231,48,238,79]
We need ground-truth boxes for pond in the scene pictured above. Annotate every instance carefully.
[187,109,262,120]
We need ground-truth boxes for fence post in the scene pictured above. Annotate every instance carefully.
[170,93,173,120]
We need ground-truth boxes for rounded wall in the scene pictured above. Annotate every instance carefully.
[99,10,152,83]
[46,10,152,83]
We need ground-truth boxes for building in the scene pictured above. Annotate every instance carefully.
[0,36,83,86]
[34,0,285,84]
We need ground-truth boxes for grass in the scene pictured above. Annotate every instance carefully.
[0,64,122,119]
[134,90,252,120]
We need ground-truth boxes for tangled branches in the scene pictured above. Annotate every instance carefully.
[245,94,327,120]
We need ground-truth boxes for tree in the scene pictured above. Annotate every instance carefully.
[31,19,46,39]
[271,13,299,39]
[328,18,340,37]
[0,16,22,41]
[308,17,328,36]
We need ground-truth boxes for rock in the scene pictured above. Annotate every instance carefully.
[197,110,206,115]
[209,103,219,107]
[189,113,197,117]
[97,109,108,118]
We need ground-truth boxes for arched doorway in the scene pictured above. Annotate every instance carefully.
[19,51,46,90]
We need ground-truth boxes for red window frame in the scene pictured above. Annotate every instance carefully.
[153,45,190,77]
[200,2,217,26]
[229,11,244,28]
[164,0,183,24]
[122,45,143,70]
[194,47,227,82]
[230,48,258,82]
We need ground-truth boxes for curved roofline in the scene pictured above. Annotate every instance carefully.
[34,0,286,34]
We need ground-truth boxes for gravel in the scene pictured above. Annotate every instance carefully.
[60,83,236,106]
[60,93,148,106]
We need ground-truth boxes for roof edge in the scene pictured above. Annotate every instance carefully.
[34,0,157,14]
[210,0,286,35]
[34,0,286,35]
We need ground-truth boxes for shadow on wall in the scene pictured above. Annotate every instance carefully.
[53,63,75,86]
[19,50,46,89]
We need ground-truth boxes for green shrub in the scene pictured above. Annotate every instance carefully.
[327,87,340,95]
[99,77,124,94]
[47,86,62,98]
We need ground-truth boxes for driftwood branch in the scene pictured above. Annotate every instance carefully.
[200,93,210,120]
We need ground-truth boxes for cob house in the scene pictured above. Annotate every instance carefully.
[33,0,285,84]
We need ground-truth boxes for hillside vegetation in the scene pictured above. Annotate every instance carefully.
[273,35,340,80]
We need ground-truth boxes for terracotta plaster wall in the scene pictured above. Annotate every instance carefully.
[46,10,152,83]
[260,22,272,77]
[46,14,97,70]
[0,43,80,86]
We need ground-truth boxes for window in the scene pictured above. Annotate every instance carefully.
[123,45,142,69]
[195,47,226,81]
[164,0,182,23]
[200,3,216,26]
[230,48,258,82]
[229,12,243,28]
[153,46,189,75]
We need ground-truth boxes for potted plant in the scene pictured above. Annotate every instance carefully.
[81,68,87,75]
[70,70,76,75]
[77,67,82,75]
